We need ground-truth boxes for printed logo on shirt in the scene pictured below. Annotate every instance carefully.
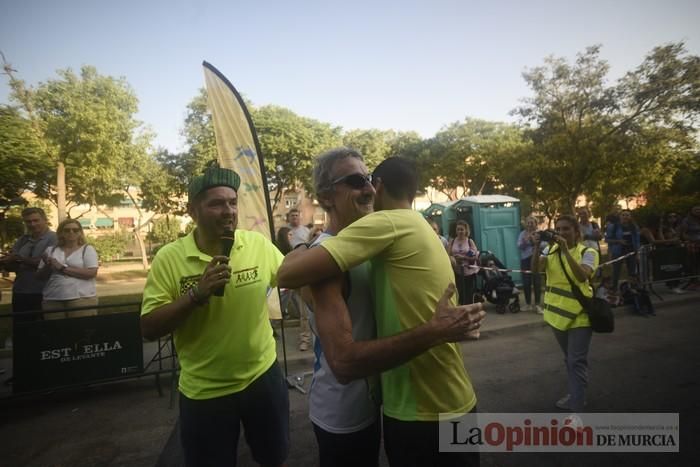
[179,274,202,295]
[233,266,260,288]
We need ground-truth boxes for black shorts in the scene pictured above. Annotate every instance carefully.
[313,418,381,467]
[179,361,289,467]
[383,408,480,467]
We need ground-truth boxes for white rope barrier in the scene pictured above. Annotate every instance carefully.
[465,249,639,275]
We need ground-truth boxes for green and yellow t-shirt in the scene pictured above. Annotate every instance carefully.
[141,229,283,400]
[321,209,477,421]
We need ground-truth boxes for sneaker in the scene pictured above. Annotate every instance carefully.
[671,287,686,295]
[555,394,587,410]
[522,304,532,312]
[298,341,310,351]
[555,394,571,410]
[535,305,544,315]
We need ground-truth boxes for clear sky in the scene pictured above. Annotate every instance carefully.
[1,0,698,152]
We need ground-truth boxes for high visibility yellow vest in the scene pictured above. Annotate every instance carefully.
[543,244,598,331]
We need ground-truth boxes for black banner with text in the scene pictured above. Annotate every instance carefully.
[13,312,144,393]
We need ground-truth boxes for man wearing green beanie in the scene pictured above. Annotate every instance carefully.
[140,164,288,467]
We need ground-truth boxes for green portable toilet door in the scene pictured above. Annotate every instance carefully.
[477,207,521,282]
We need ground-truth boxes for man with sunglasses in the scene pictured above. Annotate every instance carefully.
[280,155,483,467]
[301,147,381,467]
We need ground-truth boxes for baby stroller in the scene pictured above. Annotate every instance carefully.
[477,251,520,314]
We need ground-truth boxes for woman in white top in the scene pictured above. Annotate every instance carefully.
[37,219,99,319]
[448,220,479,304]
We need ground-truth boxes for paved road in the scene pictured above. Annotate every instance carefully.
[1,297,697,466]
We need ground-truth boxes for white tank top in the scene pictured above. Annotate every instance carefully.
[308,233,380,433]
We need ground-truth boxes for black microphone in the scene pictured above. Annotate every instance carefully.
[213,229,235,297]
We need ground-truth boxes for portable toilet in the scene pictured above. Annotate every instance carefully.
[449,195,522,282]
[422,201,457,238]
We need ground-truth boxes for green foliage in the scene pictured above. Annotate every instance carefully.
[147,216,182,245]
[342,129,394,170]
[512,43,699,215]
[0,215,24,250]
[416,119,526,199]
[88,231,130,262]
[181,88,219,177]
[253,104,342,210]
[139,148,189,216]
[7,65,152,215]
[0,105,51,204]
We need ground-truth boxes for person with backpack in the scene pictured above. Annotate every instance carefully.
[36,219,99,318]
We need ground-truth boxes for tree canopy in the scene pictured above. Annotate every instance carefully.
[3,42,699,226]
[0,105,49,205]
[510,43,699,214]
[5,64,152,220]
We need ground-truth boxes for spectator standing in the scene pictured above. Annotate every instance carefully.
[605,209,640,288]
[680,205,700,290]
[287,208,310,248]
[275,227,293,255]
[429,220,449,251]
[287,208,312,350]
[517,216,543,313]
[0,208,57,329]
[36,219,99,318]
[577,208,602,251]
[448,220,480,305]
[661,212,682,240]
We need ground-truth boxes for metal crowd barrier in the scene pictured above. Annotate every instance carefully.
[632,243,699,296]
[0,301,178,403]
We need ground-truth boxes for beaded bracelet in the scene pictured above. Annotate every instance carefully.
[188,286,207,306]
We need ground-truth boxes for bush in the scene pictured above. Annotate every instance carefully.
[147,216,182,245]
[88,231,130,262]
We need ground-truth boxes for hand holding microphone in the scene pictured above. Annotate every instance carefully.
[193,229,235,302]
[213,229,235,297]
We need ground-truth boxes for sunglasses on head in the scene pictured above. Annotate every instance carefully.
[63,227,81,233]
[331,173,373,189]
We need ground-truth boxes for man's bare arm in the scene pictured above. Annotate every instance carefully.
[277,246,342,289]
[311,278,485,384]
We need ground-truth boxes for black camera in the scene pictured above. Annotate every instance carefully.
[538,229,557,243]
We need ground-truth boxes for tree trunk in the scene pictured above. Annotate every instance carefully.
[57,161,67,222]
[133,229,149,270]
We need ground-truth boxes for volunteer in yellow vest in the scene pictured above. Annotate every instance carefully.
[140,165,288,467]
[532,215,599,414]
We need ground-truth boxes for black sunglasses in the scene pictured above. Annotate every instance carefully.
[331,173,373,189]
[63,227,81,233]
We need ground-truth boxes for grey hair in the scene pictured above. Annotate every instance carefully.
[313,147,364,209]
